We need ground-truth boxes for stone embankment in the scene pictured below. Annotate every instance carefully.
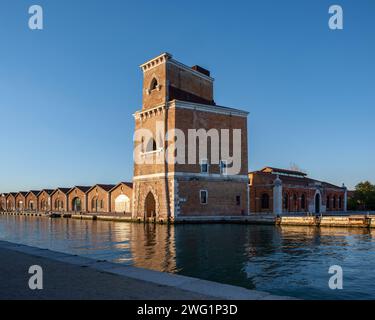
[277,215,375,228]
[1,211,375,228]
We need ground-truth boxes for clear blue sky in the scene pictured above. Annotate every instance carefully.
[1,0,374,192]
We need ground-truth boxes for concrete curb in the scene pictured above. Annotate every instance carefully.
[0,240,297,300]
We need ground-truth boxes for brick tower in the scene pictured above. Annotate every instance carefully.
[132,53,249,222]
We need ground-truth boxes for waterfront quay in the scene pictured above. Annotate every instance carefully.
[0,240,293,300]
[1,210,375,228]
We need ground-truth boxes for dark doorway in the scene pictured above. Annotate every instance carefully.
[145,192,156,218]
[315,193,321,214]
[72,197,82,212]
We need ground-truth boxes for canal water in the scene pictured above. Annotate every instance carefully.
[0,215,374,300]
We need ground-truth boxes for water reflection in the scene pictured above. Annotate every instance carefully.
[0,215,374,300]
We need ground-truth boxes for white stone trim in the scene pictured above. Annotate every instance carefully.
[134,100,248,119]
[140,53,171,72]
[133,172,249,182]
[171,100,249,118]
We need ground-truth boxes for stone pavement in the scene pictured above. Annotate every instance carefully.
[0,240,294,300]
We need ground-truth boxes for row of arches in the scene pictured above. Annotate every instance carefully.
[283,193,307,212]
[326,195,343,211]
[260,191,343,214]
[260,193,308,212]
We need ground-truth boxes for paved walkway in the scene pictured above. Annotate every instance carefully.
[0,240,294,300]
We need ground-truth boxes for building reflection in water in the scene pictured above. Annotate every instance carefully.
[128,224,176,273]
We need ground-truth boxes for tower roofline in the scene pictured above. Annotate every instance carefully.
[140,53,214,82]
[139,52,172,71]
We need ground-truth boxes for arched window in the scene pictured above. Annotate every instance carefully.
[301,194,306,210]
[339,196,342,209]
[146,138,157,152]
[261,194,270,209]
[283,194,289,210]
[327,196,330,209]
[150,78,158,91]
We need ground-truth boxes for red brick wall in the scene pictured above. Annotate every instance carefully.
[51,190,68,212]
[87,186,110,213]
[38,192,51,212]
[178,180,247,216]
[15,194,26,210]
[25,193,38,211]
[67,188,87,212]
[110,183,133,213]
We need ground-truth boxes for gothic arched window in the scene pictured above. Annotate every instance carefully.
[146,138,157,152]
[150,78,158,91]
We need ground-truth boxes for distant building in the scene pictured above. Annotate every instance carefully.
[6,193,17,211]
[67,186,91,213]
[50,188,70,212]
[249,167,347,214]
[109,182,133,214]
[86,184,116,213]
[15,192,27,211]
[25,191,40,211]
[0,193,7,211]
[37,189,54,212]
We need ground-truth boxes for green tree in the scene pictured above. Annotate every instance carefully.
[352,181,375,211]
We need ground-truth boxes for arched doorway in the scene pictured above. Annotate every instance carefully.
[92,197,98,212]
[115,195,130,213]
[72,197,82,212]
[315,193,321,214]
[41,199,46,211]
[145,192,156,218]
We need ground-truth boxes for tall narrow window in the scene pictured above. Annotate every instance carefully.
[293,194,298,211]
[339,196,342,209]
[261,194,270,209]
[301,194,306,210]
[236,195,241,206]
[333,196,337,209]
[200,190,208,204]
[327,196,330,209]
[200,159,209,174]
[283,194,289,210]
[220,160,228,175]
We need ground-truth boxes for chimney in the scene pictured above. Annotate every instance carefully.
[192,65,210,77]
